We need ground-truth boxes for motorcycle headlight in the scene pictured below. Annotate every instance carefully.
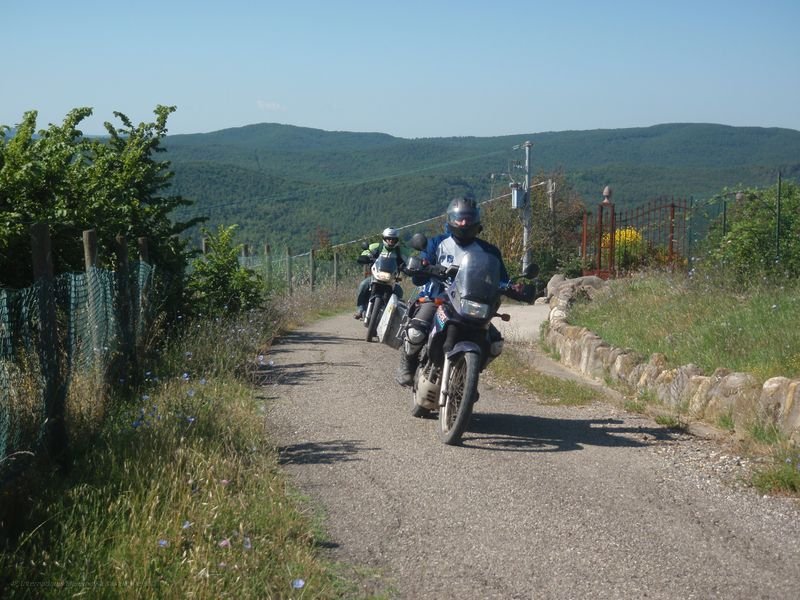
[374,271,394,282]
[459,299,491,319]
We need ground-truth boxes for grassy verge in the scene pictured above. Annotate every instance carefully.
[565,270,800,496]
[0,281,368,598]
[567,271,800,381]
[488,347,599,407]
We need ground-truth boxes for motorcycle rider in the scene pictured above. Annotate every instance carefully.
[396,196,527,386]
[354,227,407,319]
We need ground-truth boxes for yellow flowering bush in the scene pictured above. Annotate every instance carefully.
[602,226,647,270]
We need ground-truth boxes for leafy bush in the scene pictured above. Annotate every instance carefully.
[187,224,264,316]
[702,181,800,283]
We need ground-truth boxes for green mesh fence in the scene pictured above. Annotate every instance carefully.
[240,253,365,290]
[0,262,156,466]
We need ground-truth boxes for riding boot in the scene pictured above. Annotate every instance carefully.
[396,351,418,387]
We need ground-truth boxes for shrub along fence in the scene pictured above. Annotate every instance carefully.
[0,225,156,471]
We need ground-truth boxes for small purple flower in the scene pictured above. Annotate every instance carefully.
[292,579,305,589]
[186,416,196,424]
[182,520,192,529]
[218,538,230,548]
[182,372,190,381]
[158,539,169,548]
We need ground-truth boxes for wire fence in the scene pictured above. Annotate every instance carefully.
[1,227,157,473]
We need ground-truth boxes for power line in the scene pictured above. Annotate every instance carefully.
[324,190,512,254]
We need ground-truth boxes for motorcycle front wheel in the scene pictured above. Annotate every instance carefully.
[437,352,480,445]
[365,296,383,342]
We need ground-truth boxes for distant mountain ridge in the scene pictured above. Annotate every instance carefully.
[163,122,800,249]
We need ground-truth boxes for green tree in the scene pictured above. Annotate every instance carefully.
[0,106,202,314]
[482,171,587,281]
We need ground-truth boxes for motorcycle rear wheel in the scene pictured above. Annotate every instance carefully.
[437,352,480,445]
[365,296,383,342]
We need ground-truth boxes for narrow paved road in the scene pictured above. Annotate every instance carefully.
[264,313,800,599]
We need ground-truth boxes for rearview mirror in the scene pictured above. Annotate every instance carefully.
[410,233,427,251]
[522,263,539,279]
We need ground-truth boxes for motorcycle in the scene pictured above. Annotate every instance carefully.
[403,234,538,445]
[357,249,404,343]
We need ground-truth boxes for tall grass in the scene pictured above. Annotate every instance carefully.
[567,271,800,381]
[0,280,363,598]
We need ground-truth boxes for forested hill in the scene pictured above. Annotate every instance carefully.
[164,122,800,250]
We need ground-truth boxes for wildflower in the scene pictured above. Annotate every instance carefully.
[292,579,305,589]
[132,420,142,429]
[158,539,169,548]
[187,389,195,398]
[220,479,230,486]
[185,351,193,359]
[182,372,190,381]
[141,394,150,402]
[218,538,231,548]
[243,537,252,550]
[182,520,192,529]
[186,416,196,424]
[199,378,207,385]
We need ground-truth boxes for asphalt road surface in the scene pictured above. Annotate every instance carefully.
[264,311,800,599]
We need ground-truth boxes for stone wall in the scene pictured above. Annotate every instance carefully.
[541,275,800,441]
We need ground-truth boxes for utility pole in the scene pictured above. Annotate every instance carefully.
[547,178,556,251]
[511,141,534,272]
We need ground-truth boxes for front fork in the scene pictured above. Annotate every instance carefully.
[438,355,452,408]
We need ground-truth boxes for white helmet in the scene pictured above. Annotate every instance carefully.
[382,227,399,248]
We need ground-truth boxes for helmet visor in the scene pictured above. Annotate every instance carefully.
[448,208,478,227]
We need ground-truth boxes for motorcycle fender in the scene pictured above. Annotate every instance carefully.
[445,341,482,360]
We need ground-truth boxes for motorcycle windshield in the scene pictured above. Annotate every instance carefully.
[453,251,501,303]
[373,255,398,275]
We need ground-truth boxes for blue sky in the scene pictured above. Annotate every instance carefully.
[3,0,799,138]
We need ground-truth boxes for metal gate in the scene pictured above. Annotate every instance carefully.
[581,196,691,278]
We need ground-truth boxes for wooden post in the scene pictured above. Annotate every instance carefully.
[286,246,293,295]
[83,228,98,270]
[31,223,68,466]
[202,237,208,255]
[82,229,102,367]
[137,237,149,263]
[333,252,339,290]
[309,248,315,291]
